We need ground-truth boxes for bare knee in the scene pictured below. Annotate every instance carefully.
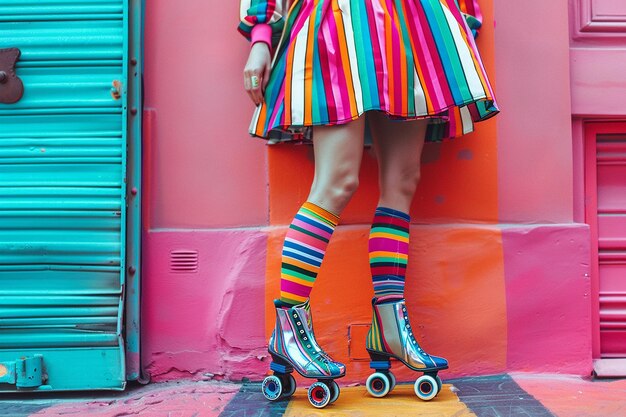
[335,173,360,203]
[380,166,421,203]
[400,168,421,196]
[310,171,359,213]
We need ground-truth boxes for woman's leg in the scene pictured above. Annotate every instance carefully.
[265,120,365,391]
[370,112,427,212]
[279,117,365,306]
[308,117,366,213]
[367,112,427,302]
[364,114,447,399]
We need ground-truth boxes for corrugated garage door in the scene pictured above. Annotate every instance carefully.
[0,0,141,391]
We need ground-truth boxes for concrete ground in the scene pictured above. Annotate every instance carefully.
[1,374,625,417]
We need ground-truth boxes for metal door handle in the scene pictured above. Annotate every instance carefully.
[0,47,24,104]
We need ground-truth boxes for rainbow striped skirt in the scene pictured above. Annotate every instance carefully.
[250,0,499,142]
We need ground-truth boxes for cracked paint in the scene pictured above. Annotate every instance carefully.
[142,230,268,383]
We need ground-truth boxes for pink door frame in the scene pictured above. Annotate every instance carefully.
[583,121,626,358]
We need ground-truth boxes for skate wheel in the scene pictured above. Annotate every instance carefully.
[435,375,443,393]
[281,374,297,398]
[386,371,397,392]
[262,375,283,401]
[327,380,340,404]
[414,374,438,401]
[366,372,391,398]
[308,381,331,408]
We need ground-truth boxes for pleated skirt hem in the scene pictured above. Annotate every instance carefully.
[250,96,498,143]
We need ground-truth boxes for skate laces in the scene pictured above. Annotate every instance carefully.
[310,345,339,365]
[402,307,426,355]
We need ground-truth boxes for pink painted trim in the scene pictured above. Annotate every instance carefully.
[142,109,155,231]
[572,119,585,223]
[584,121,626,359]
[251,24,273,48]
[585,123,600,359]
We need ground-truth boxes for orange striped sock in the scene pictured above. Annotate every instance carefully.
[279,202,339,306]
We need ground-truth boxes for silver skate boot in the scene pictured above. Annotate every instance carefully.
[261,299,345,408]
[365,297,448,400]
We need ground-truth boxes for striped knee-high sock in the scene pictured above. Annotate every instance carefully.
[280,201,340,306]
[369,207,410,302]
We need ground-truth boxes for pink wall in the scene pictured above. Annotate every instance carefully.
[502,225,592,374]
[141,230,268,381]
[143,0,581,228]
[141,224,591,383]
[143,0,268,228]
[495,0,574,223]
[570,49,626,116]
[570,0,626,117]
[140,0,594,383]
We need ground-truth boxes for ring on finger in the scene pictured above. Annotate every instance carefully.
[251,75,260,89]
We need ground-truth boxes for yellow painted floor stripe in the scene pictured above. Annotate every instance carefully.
[283,384,476,416]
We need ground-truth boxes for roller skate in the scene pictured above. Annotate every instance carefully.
[365,297,448,401]
[262,299,346,408]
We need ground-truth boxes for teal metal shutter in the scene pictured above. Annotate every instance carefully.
[0,0,142,391]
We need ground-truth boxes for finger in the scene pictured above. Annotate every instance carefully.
[251,85,262,106]
[250,74,263,105]
[244,70,261,105]
[262,62,271,91]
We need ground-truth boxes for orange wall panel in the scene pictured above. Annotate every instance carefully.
[412,0,498,222]
[265,225,507,382]
[412,124,498,222]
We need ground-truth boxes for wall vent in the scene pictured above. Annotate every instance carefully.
[169,250,199,273]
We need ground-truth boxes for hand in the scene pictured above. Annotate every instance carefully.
[244,42,271,106]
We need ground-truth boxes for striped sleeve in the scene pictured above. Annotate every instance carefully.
[238,0,289,48]
[456,0,483,38]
